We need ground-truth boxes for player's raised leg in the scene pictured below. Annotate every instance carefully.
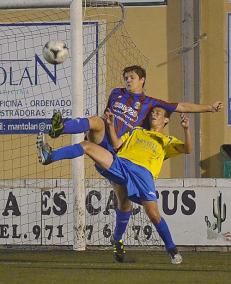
[49,111,105,144]
[37,132,84,165]
[37,133,114,170]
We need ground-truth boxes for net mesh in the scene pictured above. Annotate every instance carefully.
[0,1,161,248]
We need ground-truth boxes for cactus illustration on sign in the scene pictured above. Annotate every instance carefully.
[213,192,226,233]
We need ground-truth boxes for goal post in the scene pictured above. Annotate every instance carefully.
[70,0,85,251]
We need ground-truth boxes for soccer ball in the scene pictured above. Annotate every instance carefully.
[42,40,69,64]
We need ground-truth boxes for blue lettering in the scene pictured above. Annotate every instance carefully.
[19,67,33,85]
[35,54,56,85]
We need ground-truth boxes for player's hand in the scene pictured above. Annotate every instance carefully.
[180,113,189,129]
[105,109,114,126]
[211,101,223,112]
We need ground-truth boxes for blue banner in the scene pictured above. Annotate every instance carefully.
[0,119,51,134]
[228,14,231,125]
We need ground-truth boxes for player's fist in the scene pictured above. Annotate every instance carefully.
[180,113,189,129]
[211,101,223,112]
[105,108,114,126]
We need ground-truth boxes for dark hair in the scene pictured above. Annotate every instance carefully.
[162,109,171,127]
[164,110,171,119]
[122,65,146,87]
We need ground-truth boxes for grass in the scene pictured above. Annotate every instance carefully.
[0,249,230,284]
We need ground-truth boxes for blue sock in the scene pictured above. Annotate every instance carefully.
[154,217,176,251]
[63,118,90,134]
[51,143,84,162]
[114,209,132,241]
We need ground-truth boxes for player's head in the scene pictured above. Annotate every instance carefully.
[122,65,146,93]
[149,106,171,131]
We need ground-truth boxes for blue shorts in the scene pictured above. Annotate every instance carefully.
[96,156,157,205]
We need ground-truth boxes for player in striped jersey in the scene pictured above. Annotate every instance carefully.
[45,65,222,261]
[48,65,222,150]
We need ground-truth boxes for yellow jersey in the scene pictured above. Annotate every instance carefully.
[118,127,184,180]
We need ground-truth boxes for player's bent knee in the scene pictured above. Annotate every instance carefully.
[87,116,105,144]
[88,116,104,131]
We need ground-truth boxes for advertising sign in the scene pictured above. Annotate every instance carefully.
[0,22,100,134]
[0,179,230,246]
[85,181,231,246]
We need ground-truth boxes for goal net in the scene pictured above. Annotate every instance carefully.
[0,0,161,249]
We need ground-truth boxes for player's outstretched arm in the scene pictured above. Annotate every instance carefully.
[174,113,192,154]
[175,101,223,113]
[105,110,123,150]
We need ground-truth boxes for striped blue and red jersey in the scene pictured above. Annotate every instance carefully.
[105,88,178,137]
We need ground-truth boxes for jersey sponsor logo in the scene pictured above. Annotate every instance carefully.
[136,137,157,153]
[112,101,138,122]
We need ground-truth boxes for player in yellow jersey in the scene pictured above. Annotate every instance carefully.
[44,66,222,264]
[37,105,192,264]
